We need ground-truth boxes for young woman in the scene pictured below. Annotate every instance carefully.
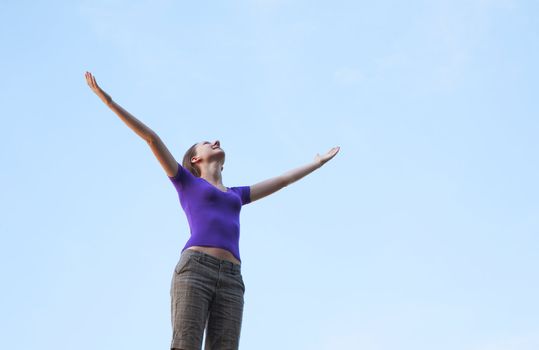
[85,71,340,350]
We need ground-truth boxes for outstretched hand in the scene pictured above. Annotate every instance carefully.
[85,71,112,105]
[315,146,340,167]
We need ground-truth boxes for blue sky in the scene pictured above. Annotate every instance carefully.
[1,0,538,349]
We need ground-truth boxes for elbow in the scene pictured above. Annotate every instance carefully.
[146,132,159,144]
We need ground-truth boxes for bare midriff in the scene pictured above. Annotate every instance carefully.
[186,246,241,265]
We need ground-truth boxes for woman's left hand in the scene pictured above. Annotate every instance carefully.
[85,71,112,105]
[315,146,340,167]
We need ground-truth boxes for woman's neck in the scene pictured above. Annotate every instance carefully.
[199,162,224,185]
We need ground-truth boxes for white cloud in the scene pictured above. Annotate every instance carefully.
[370,0,516,93]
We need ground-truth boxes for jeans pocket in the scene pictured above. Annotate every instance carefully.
[239,274,246,294]
[174,255,193,275]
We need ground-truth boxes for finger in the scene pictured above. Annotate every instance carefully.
[88,74,98,90]
[327,150,336,158]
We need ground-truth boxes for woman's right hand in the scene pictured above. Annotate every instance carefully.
[85,71,112,105]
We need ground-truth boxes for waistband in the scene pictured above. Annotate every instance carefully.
[181,249,241,274]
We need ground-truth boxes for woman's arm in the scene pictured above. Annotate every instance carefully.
[250,146,340,203]
[85,71,178,176]
[85,71,155,142]
[147,135,179,177]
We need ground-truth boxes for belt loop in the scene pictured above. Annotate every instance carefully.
[194,250,202,263]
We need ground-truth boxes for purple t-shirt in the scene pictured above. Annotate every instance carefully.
[168,162,251,262]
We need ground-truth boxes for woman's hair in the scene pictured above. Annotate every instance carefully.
[182,142,201,177]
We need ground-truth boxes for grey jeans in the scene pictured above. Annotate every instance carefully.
[170,249,245,350]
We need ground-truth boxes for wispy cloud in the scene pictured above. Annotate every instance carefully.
[372,0,516,93]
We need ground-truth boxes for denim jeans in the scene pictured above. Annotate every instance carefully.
[170,249,245,350]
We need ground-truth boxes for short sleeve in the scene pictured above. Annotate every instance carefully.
[168,162,194,189]
[232,186,251,206]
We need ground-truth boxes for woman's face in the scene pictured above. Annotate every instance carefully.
[193,139,225,164]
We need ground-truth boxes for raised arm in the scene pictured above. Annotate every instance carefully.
[84,71,178,177]
[249,146,340,203]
